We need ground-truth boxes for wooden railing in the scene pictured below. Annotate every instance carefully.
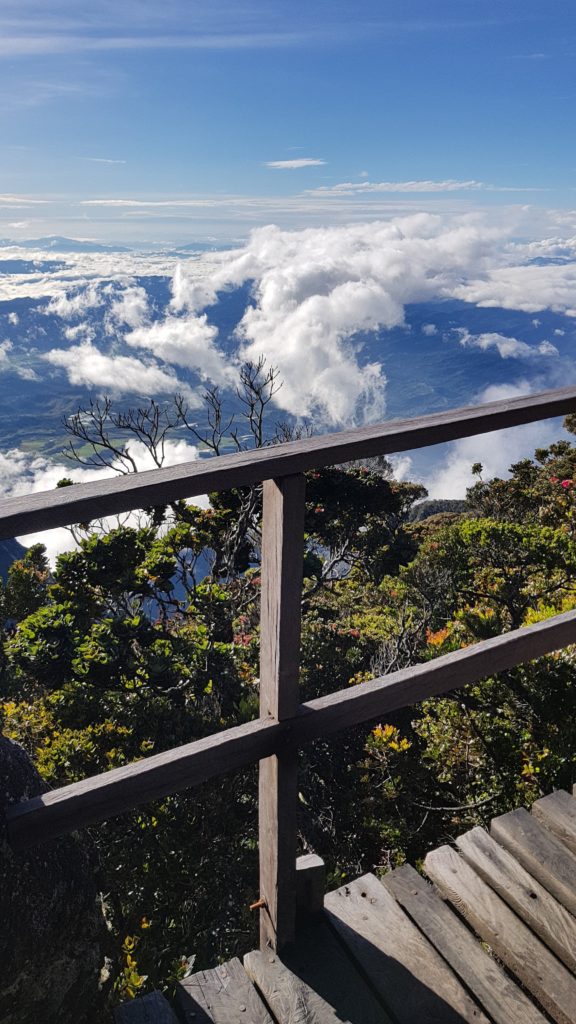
[3,385,576,952]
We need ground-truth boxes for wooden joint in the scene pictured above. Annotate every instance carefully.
[250,897,267,912]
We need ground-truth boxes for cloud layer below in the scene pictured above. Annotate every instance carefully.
[2,208,576,556]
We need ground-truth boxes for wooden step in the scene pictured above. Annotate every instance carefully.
[383,862,547,1024]
[532,789,576,855]
[456,824,576,973]
[425,844,576,1024]
[491,806,576,916]
[244,920,392,1024]
[324,872,490,1023]
[176,958,273,1024]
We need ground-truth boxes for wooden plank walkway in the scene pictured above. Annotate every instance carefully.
[116,788,576,1024]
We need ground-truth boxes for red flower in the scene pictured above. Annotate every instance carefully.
[561,479,573,489]
[550,476,559,484]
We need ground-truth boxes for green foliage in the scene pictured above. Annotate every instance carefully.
[405,517,576,631]
[3,543,50,621]
[305,466,426,582]
[466,440,576,529]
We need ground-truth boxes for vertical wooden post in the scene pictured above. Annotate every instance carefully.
[259,473,306,952]
[296,854,326,920]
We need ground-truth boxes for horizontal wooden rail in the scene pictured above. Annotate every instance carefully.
[1,385,576,539]
[8,606,576,851]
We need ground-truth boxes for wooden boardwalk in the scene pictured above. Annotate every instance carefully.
[117,787,576,1023]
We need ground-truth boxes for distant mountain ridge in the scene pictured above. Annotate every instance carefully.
[0,236,131,254]
[0,236,240,255]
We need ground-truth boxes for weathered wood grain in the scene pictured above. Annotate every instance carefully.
[296,854,326,918]
[425,844,576,1024]
[244,921,392,1024]
[259,475,305,722]
[491,807,576,916]
[324,873,489,1023]
[8,608,576,850]
[176,958,274,1024]
[382,862,547,1024]
[259,746,298,951]
[2,385,576,539]
[532,789,576,855]
[259,475,305,951]
[456,824,576,972]
[113,990,179,1023]
[6,714,286,850]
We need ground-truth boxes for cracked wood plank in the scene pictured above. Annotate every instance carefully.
[425,844,576,1024]
[382,862,546,1024]
[324,873,489,1023]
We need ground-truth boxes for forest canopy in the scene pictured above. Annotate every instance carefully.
[2,365,576,1001]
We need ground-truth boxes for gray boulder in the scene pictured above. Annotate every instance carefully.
[0,735,109,1024]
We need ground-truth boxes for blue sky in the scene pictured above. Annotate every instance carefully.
[1,0,575,241]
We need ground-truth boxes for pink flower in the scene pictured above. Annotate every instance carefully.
[550,476,559,484]
[561,479,573,489]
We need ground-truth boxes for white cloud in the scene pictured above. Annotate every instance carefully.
[80,198,219,207]
[0,2,514,59]
[47,282,104,318]
[422,382,564,499]
[508,235,576,262]
[64,322,96,342]
[422,323,438,336]
[8,312,20,325]
[43,341,198,401]
[554,328,566,336]
[0,248,214,302]
[80,157,126,164]
[454,263,576,316]
[125,315,234,384]
[0,194,48,205]
[168,214,505,425]
[0,340,13,365]
[16,365,39,381]
[307,179,545,197]
[108,284,150,328]
[3,211,576,438]
[456,329,558,360]
[265,158,326,170]
[0,30,334,58]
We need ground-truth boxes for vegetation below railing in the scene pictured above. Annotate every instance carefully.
[2,378,576,999]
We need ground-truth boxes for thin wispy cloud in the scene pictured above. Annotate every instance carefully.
[80,157,127,164]
[308,179,548,196]
[0,73,120,109]
[0,0,516,58]
[0,31,323,57]
[80,197,240,208]
[265,158,326,170]
[0,194,49,205]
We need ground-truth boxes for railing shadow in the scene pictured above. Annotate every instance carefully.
[176,913,486,1024]
[284,912,481,1023]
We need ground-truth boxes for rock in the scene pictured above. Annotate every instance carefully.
[0,735,109,1024]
